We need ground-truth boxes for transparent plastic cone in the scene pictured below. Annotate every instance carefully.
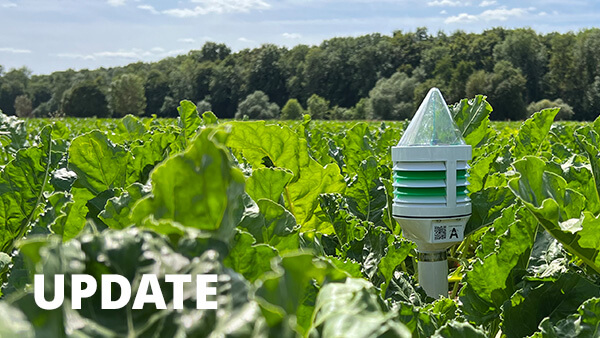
[398,87,465,146]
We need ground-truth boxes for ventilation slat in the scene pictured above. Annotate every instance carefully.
[394,162,445,171]
[394,196,447,204]
[393,179,446,188]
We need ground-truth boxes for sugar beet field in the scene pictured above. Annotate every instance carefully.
[0,96,599,337]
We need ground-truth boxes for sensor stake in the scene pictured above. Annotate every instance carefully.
[391,88,472,298]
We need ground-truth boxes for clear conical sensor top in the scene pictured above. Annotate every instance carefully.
[398,87,465,146]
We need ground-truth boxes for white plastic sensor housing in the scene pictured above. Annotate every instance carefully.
[392,88,472,298]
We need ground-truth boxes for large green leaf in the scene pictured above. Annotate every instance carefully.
[7,228,267,337]
[246,167,293,203]
[0,126,54,253]
[534,298,600,337]
[432,321,486,338]
[131,128,245,241]
[224,229,278,282]
[560,153,600,214]
[226,121,345,231]
[126,131,176,185]
[451,95,493,150]
[377,239,416,295]
[226,121,308,176]
[466,186,515,235]
[574,126,600,213]
[99,183,150,230]
[460,205,538,324]
[508,156,600,273]
[346,156,391,228]
[309,278,411,337]
[319,193,368,247]
[395,298,458,337]
[238,199,300,253]
[176,100,202,148]
[501,273,600,338]
[68,130,129,195]
[341,123,373,175]
[256,252,347,336]
[512,108,559,159]
[286,161,345,231]
[49,187,94,241]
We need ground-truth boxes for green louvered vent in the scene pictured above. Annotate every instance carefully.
[393,161,470,205]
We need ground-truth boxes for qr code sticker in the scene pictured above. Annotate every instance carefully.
[433,225,447,241]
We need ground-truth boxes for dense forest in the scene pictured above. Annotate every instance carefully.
[1,27,600,121]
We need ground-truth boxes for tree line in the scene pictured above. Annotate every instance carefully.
[1,27,600,121]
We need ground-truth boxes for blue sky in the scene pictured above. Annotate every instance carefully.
[1,0,598,74]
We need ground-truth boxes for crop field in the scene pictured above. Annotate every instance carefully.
[0,96,599,337]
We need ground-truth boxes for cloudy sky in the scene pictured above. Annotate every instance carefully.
[1,0,598,74]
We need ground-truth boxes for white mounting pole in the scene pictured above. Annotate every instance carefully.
[417,251,448,298]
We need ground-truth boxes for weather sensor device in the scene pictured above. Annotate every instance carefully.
[392,88,471,298]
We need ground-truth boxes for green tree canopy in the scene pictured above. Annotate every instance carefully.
[61,81,109,117]
[235,90,280,120]
[281,98,304,120]
[307,94,329,120]
[108,73,146,117]
[368,72,419,120]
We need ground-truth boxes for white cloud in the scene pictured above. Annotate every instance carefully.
[479,6,529,21]
[445,6,530,23]
[137,5,159,14]
[1,2,16,8]
[238,37,255,43]
[107,0,126,7]
[427,0,463,7]
[440,9,447,14]
[163,0,270,17]
[56,53,95,60]
[0,47,31,54]
[282,32,301,39]
[538,11,547,16]
[479,0,496,6]
[178,38,196,43]
[55,48,185,61]
[445,13,477,23]
[94,50,139,58]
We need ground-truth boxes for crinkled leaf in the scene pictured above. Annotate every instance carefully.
[535,298,600,337]
[309,278,411,337]
[131,128,245,242]
[68,131,129,195]
[508,156,600,273]
[256,252,347,335]
[451,95,493,149]
[99,183,150,230]
[224,230,278,282]
[126,131,176,185]
[246,167,293,203]
[0,126,53,252]
[513,108,559,159]
[286,161,345,231]
[432,321,486,338]
[341,123,373,175]
[502,273,600,338]
[378,240,416,295]
[176,100,202,148]
[226,121,308,176]
[461,205,538,324]
[574,126,600,212]
[466,186,515,235]
[238,199,299,253]
[8,228,267,337]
